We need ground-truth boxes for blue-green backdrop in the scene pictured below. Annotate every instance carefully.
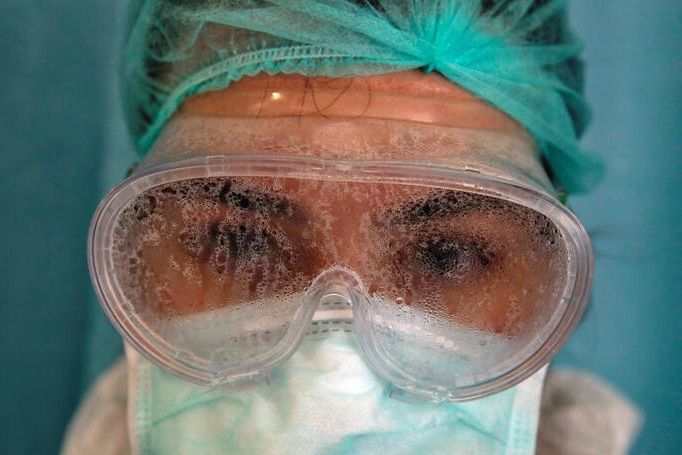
[0,1,680,453]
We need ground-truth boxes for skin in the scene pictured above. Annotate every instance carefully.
[179,71,530,137]
[122,70,565,335]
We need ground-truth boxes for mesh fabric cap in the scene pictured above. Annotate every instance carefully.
[124,0,604,194]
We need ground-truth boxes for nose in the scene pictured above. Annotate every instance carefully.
[309,183,379,275]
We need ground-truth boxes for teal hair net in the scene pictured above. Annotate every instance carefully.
[124,0,604,194]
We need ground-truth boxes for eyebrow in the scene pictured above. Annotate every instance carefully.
[396,190,497,225]
[392,189,562,245]
[216,180,305,220]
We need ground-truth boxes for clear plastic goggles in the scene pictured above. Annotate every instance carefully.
[89,155,592,402]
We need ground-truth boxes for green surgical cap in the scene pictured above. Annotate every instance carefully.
[124,0,604,193]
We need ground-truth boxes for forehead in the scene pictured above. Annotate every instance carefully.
[179,72,528,136]
[140,72,554,195]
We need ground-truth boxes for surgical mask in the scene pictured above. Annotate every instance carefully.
[90,153,591,402]
[127,330,548,455]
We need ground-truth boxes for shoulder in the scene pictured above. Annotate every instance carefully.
[536,369,642,455]
[61,358,130,455]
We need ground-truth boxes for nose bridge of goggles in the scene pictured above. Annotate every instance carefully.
[300,266,448,404]
[209,267,369,391]
[304,267,366,326]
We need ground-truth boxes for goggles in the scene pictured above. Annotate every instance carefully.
[89,155,592,402]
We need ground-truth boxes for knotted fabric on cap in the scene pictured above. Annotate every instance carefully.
[124,0,603,193]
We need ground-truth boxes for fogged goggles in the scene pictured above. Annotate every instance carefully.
[89,155,592,402]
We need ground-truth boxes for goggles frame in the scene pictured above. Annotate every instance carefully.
[89,155,593,401]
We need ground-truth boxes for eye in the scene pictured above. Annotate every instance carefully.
[403,235,494,284]
[212,222,271,263]
[180,220,277,272]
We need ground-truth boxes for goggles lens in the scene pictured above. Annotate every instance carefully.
[90,157,591,401]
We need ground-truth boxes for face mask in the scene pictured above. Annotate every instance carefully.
[127,329,546,455]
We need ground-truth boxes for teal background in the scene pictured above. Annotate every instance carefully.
[560,2,682,452]
[0,1,679,453]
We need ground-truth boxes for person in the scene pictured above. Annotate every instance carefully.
[62,1,641,454]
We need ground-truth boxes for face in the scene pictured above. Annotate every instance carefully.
[115,71,566,337]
